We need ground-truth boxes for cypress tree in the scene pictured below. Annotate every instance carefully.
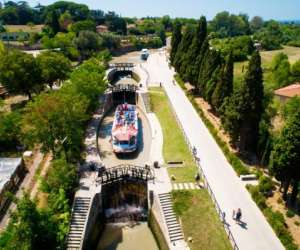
[221,51,264,152]
[173,25,194,72]
[239,50,264,152]
[181,16,207,82]
[170,21,182,64]
[211,52,234,113]
[195,38,209,91]
[198,48,221,96]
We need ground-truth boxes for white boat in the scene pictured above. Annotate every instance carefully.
[111,104,138,153]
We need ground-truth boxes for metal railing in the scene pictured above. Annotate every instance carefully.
[162,84,239,250]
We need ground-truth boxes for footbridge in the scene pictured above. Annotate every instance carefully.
[97,164,155,185]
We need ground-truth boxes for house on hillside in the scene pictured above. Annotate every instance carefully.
[96,25,109,33]
[0,158,27,216]
[274,83,300,103]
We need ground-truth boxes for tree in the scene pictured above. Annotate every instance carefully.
[170,20,182,64]
[271,52,291,88]
[156,26,166,46]
[0,193,57,250]
[105,11,127,35]
[182,16,207,84]
[173,25,194,72]
[41,157,78,198]
[0,50,42,99]
[70,57,107,110]
[0,111,22,151]
[270,109,300,203]
[59,10,73,31]
[250,16,264,32]
[37,51,71,89]
[42,32,79,60]
[291,59,300,78]
[211,52,234,112]
[239,51,264,152]
[282,96,300,120]
[74,30,103,60]
[22,91,88,157]
[45,9,60,35]
[221,51,264,152]
[198,47,221,95]
[69,20,96,34]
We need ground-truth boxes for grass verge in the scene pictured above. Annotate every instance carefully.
[149,87,197,182]
[172,190,232,250]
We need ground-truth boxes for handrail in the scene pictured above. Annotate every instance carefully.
[162,84,239,250]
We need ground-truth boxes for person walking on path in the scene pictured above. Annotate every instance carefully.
[236,208,242,223]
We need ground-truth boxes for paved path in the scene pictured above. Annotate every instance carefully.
[145,51,284,250]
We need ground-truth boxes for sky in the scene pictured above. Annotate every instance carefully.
[25,0,300,21]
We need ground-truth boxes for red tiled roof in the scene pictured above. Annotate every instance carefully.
[274,83,300,98]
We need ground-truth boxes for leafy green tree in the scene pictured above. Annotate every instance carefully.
[22,91,88,157]
[74,30,103,60]
[271,53,291,88]
[0,193,57,250]
[211,52,234,112]
[0,50,42,99]
[70,57,107,110]
[282,96,300,120]
[210,11,250,37]
[59,10,73,31]
[291,59,300,78]
[250,16,264,32]
[42,32,79,60]
[105,11,127,35]
[37,51,71,89]
[70,19,96,34]
[173,25,194,72]
[41,157,78,198]
[45,9,60,35]
[0,111,22,151]
[170,20,182,64]
[270,109,300,202]
[182,16,207,84]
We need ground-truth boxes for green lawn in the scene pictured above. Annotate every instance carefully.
[149,87,197,182]
[172,190,232,250]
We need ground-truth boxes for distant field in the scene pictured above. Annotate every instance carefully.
[260,46,300,66]
[4,24,44,33]
[234,46,300,88]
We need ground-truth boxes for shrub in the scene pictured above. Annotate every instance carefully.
[286,210,295,218]
[248,185,267,209]
[294,221,300,226]
[258,176,274,195]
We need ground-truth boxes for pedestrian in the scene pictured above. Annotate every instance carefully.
[195,172,200,186]
[236,208,242,222]
[232,209,236,220]
[222,212,226,223]
[160,82,162,87]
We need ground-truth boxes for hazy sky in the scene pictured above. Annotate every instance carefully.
[26,0,300,20]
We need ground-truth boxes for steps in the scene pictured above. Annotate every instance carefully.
[158,193,184,243]
[66,197,91,250]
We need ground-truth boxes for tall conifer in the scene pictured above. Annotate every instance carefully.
[170,21,182,64]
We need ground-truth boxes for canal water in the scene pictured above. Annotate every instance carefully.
[97,222,158,250]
